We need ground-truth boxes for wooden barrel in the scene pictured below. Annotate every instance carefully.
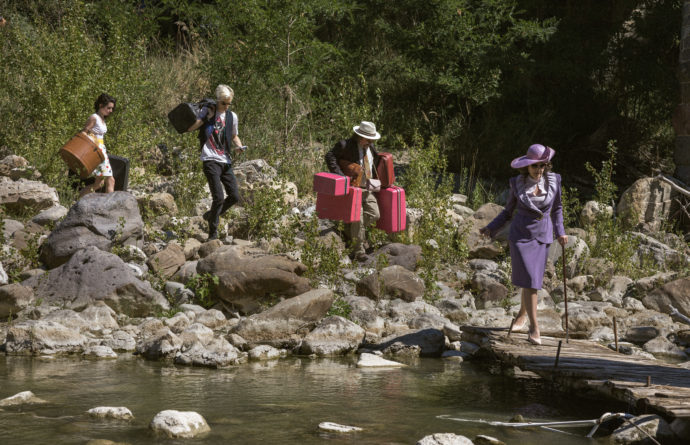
[59,133,105,178]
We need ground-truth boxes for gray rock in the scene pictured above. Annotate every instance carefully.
[373,328,445,357]
[417,433,473,445]
[102,330,136,352]
[43,309,91,332]
[136,327,182,359]
[0,262,6,285]
[197,245,310,314]
[0,283,33,318]
[471,272,508,309]
[300,316,365,356]
[643,277,690,319]
[624,326,660,344]
[163,312,192,333]
[39,191,143,268]
[356,352,406,367]
[31,204,68,227]
[547,235,589,278]
[0,177,59,213]
[369,243,422,271]
[82,345,118,358]
[79,303,120,332]
[148,243,185,279]
[643,336,689,359]
[631,231,688,269]
[4,320,86,354]
[622,297,646,311]
[195,309,227,329]
[580,200,613,225]
[0,390,47,407]
[24,247,168,317]
[248,344,281,361]
[610,414,673,445]
[175,336,242,367]
[87,406,134,420]
[231,289,334,348]
[357,265,425,302]
[149,410,210,438]
[617,177,673,232]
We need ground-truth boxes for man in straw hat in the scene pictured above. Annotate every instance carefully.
[325,121,383,262]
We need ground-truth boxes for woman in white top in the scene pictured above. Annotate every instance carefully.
[80,93,116,196]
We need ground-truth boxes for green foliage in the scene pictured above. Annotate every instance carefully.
[244,182,291,241]
[398,133,469,301]
[300,215,344,288]
[585,140,618,207]
[561,186,583,229]
[185,273,220,309]
[327,296,352,320]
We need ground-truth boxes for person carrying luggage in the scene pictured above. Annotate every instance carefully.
[79,93,116,196]
[325,121,382,262]
[187,84,246,240]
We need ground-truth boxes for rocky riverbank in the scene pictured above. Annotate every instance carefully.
[1,154,689,444]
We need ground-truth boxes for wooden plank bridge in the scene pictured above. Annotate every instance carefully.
[461,326,690,421]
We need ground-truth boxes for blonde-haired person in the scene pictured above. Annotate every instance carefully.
[188,84,246,240]
[80,93,116,196]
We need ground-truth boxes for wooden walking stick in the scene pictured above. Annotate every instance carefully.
[561,243,569,343]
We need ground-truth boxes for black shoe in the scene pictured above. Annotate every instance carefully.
[207,232,218,241]
[203,210,211,222]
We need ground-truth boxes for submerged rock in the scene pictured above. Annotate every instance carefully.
[318,422,363,433]
[416,433,474,445]
[87,406,134,420]
[0,390,47,407]
[356,353,406,368]
[149,410,210,438]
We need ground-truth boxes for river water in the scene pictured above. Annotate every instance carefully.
[0,355,613,444]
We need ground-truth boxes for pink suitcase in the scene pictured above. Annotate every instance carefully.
[316,186,362,222]
[313,172,350,196]
[375,186,406,233]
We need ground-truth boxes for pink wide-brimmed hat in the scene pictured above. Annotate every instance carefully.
[510,144,555,169]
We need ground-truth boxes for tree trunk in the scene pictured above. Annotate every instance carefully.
[675,1,690,184]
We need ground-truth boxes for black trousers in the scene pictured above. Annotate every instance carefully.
[202,160,240,235]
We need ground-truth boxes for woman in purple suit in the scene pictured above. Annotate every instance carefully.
[480,144,568,345]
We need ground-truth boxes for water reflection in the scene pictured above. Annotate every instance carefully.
[0,355,608,444]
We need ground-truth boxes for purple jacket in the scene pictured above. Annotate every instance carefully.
[485,172,565,244]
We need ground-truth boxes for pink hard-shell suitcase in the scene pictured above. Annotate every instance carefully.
[375,186,406,233]
[316,186,362,222]
[313,172,350,196]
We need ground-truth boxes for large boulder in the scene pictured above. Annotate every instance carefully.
[149,410,210,439]
[0,176,59,213]
[369,243,422,271]
[617,177,673,232]
[300,316,365,356]
[0,283,33,318]
[23,246,168,317]
[196,245,310,314]
[147,243,185,279]
[4,320,87,355]
[231,288,334,348]
[357,265,425,302]
[642,277,690,318]
[39,192,144,268]
[370,328,445,357]
[467,203,509,259]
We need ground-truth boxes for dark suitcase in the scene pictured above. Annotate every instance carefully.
[68,154,130,192]
[167,102,198,134]
[109,155,130,191]
[167,98,216,134]
[376,152,395,187]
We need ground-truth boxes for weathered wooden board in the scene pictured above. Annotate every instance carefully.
[461,326,690,420]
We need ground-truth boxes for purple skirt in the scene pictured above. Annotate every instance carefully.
[509,240,550,289]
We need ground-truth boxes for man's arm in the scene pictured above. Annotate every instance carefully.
[325,140,345,175]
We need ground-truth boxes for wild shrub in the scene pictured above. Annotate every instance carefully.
[398,133,469,300]
[185,273,220,309]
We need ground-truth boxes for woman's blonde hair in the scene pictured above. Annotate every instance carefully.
[215,84,234,102]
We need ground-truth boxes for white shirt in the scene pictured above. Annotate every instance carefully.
[525,176,546,205]
[358,146,374,178]
[200,110,239,163]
